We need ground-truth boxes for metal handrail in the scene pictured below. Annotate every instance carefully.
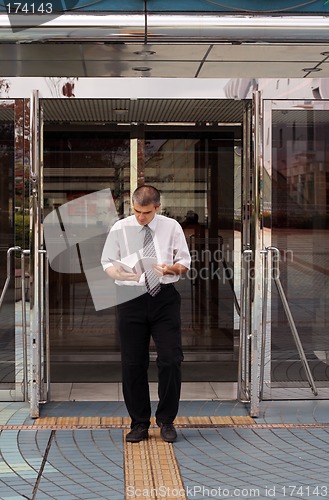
[260,246,318,397]
[237,247,252,402]
[21,249,30,402]
[188,234,241,316]
[0,246,30,401]
[0,246,21,309]
[259,249,268,400]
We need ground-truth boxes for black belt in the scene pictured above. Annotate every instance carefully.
[117,283,174,293]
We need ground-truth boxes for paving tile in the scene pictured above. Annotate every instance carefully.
[2,400,329,499]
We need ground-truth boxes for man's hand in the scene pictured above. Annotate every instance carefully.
[153,263,188,277]
[105,266,140,282]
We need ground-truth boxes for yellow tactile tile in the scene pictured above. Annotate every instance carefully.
[187,416,211,425]
[231,416,254,424]
[78,417,101,426]
[32,415,255,429]
[124,429,187,500]
[33,417,57,426]
[101,416,124,426]
[173,416,187,425]
[210,416,234,425]
[57,416,79,426]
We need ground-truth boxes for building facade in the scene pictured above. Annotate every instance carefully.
[1,1,329,416]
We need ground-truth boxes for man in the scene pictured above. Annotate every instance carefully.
[101,185,191,443]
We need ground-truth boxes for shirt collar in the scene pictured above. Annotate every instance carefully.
[148,216,158,232]
[135,214,158,233]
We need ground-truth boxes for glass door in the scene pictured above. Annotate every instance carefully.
[144,127,241,362]
[42,120,130,384]
[0,99,29,401]
[260,99,329,400]
[41,115,243,386]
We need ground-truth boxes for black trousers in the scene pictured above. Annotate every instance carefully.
[116,284,183,428]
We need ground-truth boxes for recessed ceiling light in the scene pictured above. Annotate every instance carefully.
[113,109,129,115]
[132,66,152,72]
[302,67,322,72]
[133,50,156,56]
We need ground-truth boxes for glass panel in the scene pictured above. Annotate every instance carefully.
[144,129,241,354]
[44,123,242,383]
[0,106,15,390]
[271,106,329,388]
[43,128,130,379]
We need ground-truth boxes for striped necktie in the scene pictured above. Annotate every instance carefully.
[143,225,161,296]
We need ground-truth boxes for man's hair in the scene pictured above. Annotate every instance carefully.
[132,185,161,207]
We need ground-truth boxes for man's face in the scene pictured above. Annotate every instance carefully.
[133,202,160,226]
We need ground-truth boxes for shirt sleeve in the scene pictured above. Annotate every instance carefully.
[173,222,191,269]
[101,225,120,271]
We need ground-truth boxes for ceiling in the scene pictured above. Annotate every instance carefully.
[3,98,329,126]
[1,13,329,79]
[2,15,329,125]
[41,98,244,123]
[1,41,329,79]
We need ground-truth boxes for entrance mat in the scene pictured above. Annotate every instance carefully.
[50,361,238,383]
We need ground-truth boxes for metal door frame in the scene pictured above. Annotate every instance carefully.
[29,90,50,417]
[237,89,263,417]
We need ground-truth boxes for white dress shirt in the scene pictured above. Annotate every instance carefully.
[101,214,191,286]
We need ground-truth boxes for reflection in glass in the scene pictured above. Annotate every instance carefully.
[44,125,242,382]
[0,111,15,385]
[145,130,240,354]
[43,130,130,365]
[271,109,329,383]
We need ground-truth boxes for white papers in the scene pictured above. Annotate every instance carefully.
[111,253,157,275]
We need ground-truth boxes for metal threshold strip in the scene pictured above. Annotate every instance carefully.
[1,14,329,43]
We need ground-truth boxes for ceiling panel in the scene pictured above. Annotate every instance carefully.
[198,61,323,78]
[1,41,329,78]
[82,43,210,61]
[85,60,200,77]
[208,44,329,62]
[0,44,83,61]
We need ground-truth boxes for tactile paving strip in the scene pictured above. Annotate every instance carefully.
[28,415,254,429]
[124,429,186,500]
[3,415,329,431]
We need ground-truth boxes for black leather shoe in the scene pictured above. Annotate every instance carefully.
[126,424,149,443]
[159,423,177,443]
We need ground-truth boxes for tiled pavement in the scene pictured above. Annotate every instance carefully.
[1,400,329,499]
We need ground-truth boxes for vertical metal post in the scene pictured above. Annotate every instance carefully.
[250,89,263,417]
[30,90,42,418]
[259,249,269,400]
[238,100,253,403]
[45,253,51,401]
[21,250,30,402]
